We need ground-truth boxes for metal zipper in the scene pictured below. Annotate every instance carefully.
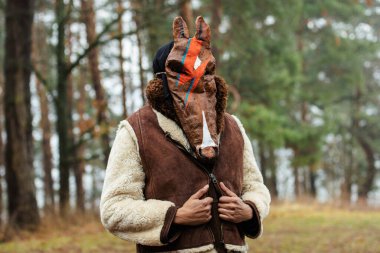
[209,173,225,248]
[209,173,222,196]
[164,134,225,248]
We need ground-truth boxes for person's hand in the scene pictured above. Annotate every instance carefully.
[218,182,253,223]
[174,185,213,226]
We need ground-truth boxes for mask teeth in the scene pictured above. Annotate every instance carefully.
[200,110,217,149]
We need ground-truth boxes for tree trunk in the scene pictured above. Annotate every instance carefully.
[33,22,55,212]
[258,142,277,197]
[351,84,375,203]
[356,135,376,202]
[81,0,110,164]
[131,0,146,104]
[292,147,303,198]
[56,0,72,216]
[65,15,84,213]
[0,150,2,228]
[178,0,194,32]
[36,79,55,212]
[341,139,353,203]
[0,73,4,227]
[73,66,87,212]
[294,166,300,198]
[268,146,278,198]
[3,0,39,230]
[341,171,352,203]
[308,164,317,197]
[210,0,222,61]
[91,167,97,210]
[117,0,128,118]
[0,167,2,228]
[258,142,268,184]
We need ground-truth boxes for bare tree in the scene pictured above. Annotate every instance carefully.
[29,0,139,216]
[117,0,128,118]
[0,73,4,227]
[36,80,55,212]
[3,0,39,230]
[81,0,110,164]
[131,0,146,104]
[73,65,87,212]
[33,22,55,212]
[210,0,222,61]
[179,0,194,32]
[55,0,74,216]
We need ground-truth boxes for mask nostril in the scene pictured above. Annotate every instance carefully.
[199,146,218,160]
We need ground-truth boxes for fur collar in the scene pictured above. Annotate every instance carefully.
[152,108,193,154]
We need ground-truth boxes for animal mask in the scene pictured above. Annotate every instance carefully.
[165,16,218,161]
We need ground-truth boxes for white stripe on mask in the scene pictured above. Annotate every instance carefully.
[201,111,217,148]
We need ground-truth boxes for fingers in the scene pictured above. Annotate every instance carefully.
[202,198,212,214]
[195,205,212,225]
[218,207,235,215]
[200,214,212,224]
[218,202,237,210]
[219,196,240,204]
[190,184,209,199]
[199,197,212,223]
[219,213,234,222]
[218,207,237,222]
[220,182,237,197]
[202,197,213,205]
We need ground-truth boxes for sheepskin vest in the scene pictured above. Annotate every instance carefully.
[128,105,245,252]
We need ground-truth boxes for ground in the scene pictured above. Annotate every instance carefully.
[1,203,380,253]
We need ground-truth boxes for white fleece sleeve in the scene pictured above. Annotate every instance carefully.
[100,120,175,246]
[231,115,271,236]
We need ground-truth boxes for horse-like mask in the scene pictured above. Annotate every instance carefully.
[165,16,218,161]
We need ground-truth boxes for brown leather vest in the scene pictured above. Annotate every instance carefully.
[128,105,245,252]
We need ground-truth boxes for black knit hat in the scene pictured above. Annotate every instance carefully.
[153,41,174,74]
[153,41,174,100]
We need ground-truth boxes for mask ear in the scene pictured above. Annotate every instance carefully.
[173,16,189,40]
[195,16,211,46]
[215,75,228,134]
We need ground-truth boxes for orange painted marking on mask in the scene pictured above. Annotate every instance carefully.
[178,38,202,84]
[184,59,210,108]
[176,38,211,108]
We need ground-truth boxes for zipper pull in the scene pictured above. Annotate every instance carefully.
[209,173,218,184]
[209,173,224,197]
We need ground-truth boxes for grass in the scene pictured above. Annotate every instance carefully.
[1,203,380,253]
[250,203,380,253]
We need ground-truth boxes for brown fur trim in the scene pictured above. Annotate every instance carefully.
[145,76,228,134]
[145,78,181,126]
[215,75,228,134]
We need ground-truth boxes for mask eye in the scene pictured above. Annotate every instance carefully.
[167,60,183,73]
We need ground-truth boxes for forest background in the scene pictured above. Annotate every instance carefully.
[0,0,380,252]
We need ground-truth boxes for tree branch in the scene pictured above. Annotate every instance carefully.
[67,3,178,75]
[67,10,126,74]
[31,63,58,104]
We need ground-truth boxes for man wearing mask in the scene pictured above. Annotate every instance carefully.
[100,16,271,253]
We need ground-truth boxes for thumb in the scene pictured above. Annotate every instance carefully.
[190,184,209,199]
